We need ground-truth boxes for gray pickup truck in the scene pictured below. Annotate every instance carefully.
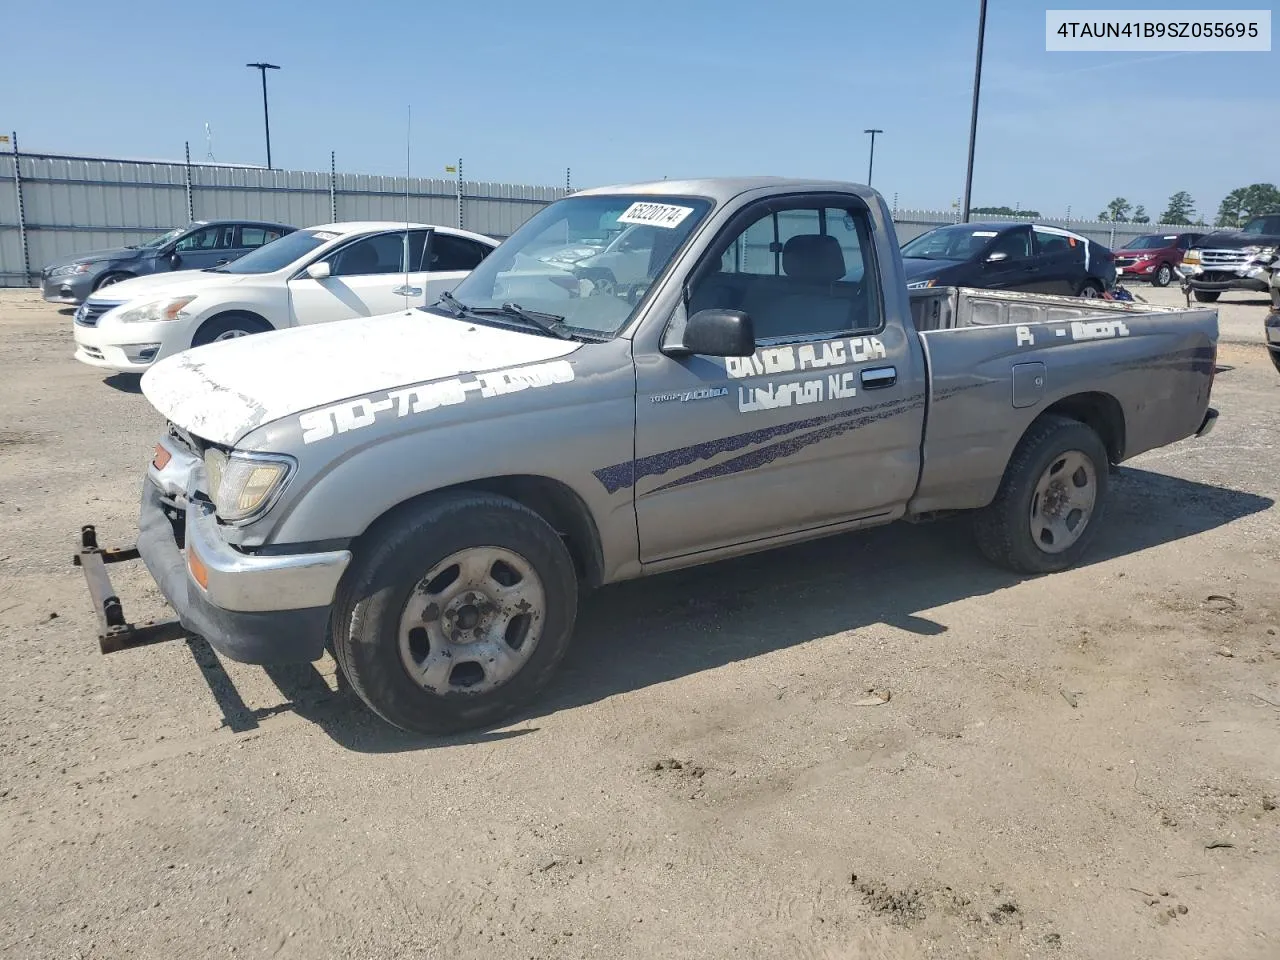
[76,177,1220,734]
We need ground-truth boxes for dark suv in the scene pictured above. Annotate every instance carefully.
[40,219,296,305]
[1181,214,1280,303]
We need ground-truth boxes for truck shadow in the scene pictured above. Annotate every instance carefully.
[195,466,1272,751]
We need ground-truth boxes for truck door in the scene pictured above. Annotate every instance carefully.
[633,197,925,563]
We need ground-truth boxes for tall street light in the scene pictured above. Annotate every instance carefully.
[245,62,281,169]
[960,0,988,223]
[864,128,883,186]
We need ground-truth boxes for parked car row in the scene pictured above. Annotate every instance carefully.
[65,222,498,373]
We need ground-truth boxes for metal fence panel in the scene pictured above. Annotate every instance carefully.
[2,149,1205,286]
[1,151,569,285]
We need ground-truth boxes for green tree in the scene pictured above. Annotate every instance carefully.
[971,205,1041,218]
[1160,191,1196,224]
[1132,205,1150,224]
[1097,197,1132,222]
[1215,183,1280,227]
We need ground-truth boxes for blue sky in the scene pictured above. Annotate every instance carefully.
[2,0,1274,219]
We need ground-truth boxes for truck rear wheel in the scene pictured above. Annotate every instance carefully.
[973,415,1109,574]
[332,492,579,734]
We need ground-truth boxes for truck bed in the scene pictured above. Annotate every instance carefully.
[909,286,1208,332]
[906,286,1219,516]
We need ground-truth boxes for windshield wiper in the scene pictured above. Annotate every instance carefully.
[492,302,573,340]
[436,293,581,341]
[437,289,469,317]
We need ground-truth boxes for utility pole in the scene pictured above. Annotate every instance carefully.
[960,0,988,223]
[863,129,883,186]
[245,62,281,169]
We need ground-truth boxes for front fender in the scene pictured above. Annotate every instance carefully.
[230,340,642,582]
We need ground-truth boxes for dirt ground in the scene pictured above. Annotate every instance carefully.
[1,285,1277,960]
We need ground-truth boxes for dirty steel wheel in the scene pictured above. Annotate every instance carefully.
[973,415,1109,574]
[332,492,578,734]
[1152,263,1173,287]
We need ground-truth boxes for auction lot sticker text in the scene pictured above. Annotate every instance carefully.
[1046,10,1270,51]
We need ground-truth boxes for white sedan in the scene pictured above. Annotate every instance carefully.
[72,221,498,374]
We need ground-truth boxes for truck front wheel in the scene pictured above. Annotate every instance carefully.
[331,492,579,734]
[1193,290,1220,303]
[974,416,1109,574]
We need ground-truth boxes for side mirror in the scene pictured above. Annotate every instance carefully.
[305,261,332,281]
[678,309,756,357]
[168,251,182,267]
[985,251,1009,264]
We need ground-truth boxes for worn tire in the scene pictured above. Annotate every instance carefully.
[973,415,1109,575]
[331,492,579,734]
[1193,290,1221,303]
[1152,263,1173,287]
[192,313,272,347]
[1076,280,1103,298]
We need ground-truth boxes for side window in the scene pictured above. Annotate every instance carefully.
[175,226,229,252]
[1032,229,1070,256]
[428,233,491,272]
[327,232,410,277]
[238,226,284,248]
[689,204,882,342]
[991,228,1032,259]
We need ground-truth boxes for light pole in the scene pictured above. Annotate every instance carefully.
[863,128,883,186]
[245,62,280,169]
[960,0,988,223]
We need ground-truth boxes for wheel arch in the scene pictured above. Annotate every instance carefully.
[192,309,274,345]
[351,474,606,589]
[1039,391,1126,463]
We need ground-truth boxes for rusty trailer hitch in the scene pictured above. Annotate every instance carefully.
[73,525,187,654]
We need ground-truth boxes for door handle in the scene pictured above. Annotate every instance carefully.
[393,285,423,297]
[860,366,897,389]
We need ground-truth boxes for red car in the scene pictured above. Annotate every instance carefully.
[1113,231,1204,287]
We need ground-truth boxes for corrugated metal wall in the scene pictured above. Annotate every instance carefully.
[1,149,1203,286]
[0,152,568,285]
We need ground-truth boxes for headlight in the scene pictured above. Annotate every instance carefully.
[52,263,92,277]
[1243,245,1277,259]
[906,279,937,289]
[203,449,294,523]
[117,295,198,324]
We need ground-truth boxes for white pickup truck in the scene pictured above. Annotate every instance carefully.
[71,222,498,373]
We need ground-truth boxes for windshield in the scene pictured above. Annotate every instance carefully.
[1122,235,1174,250]
[900,224,1001,260]
[136,226,187,249]
[213,228,335,274]
[435,194,713,338]
[1241,215,1280,235]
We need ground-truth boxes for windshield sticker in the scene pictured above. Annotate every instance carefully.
[971,230,999,237]
[311,231,340,241]
[298,359,574,444]
[616,202,695,229]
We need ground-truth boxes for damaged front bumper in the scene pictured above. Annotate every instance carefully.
[75,439,351,664]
